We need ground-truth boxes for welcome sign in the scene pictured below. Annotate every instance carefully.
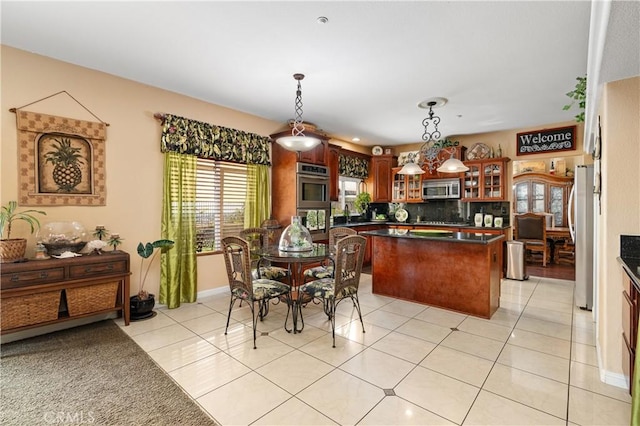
[516,125,576,155]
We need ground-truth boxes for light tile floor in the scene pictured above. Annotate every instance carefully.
[116,274,632,425]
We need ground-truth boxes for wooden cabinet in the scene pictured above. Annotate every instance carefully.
[462,158,510,201]
[353,224,385,266]
[391,168,423,202]
[621,264,638,394]
[298,139,328,165]
[1,251,131,334]
[366,155,396,203]
[328,144,340,201]
[513,172,573,227]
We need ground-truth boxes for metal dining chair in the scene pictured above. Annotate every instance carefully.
[299,235,367,347]
[221,236,291,349]
[240,227,289,281]
[303,227,357,283]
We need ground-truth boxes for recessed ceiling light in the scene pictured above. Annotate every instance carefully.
[418,97,448,109]
[352,137,360,142]
[317,16,329,24]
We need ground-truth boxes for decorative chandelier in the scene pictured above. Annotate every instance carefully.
[275,73,321,152]
[398,97,468,175]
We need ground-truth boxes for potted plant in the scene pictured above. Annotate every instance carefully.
[354,192,372,218]
[130,239,174,320]
[0,201,46,263]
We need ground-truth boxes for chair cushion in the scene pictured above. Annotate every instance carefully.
[232,279,290,301]
[252,266,289,280]
[300,278,357,300]
[303,265,334,280]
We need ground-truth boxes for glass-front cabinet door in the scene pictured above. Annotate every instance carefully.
[514,181,529,214]
[392,168,406,201]
[532,182,546,213]
[549,184,567,227]
[481,160,504,199]
[407,174,422,202]
[463,163,481,200]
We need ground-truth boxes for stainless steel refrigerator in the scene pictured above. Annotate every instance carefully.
[568,164,594,310]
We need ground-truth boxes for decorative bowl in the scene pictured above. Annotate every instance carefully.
[38,221,88,255]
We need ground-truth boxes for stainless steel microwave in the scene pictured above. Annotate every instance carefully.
[422,178,461,200]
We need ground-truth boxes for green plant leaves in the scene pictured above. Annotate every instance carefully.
[137,239,175,258]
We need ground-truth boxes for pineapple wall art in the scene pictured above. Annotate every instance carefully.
[16,109,107,206]
[38,134,92,194]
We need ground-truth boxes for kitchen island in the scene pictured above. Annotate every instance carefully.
[360,229,505,319]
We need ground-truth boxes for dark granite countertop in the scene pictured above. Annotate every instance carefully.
[334,221,511,231]
[359,228,505,244]
[618,235,640,291]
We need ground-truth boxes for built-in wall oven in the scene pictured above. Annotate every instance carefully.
[296,162,330,241]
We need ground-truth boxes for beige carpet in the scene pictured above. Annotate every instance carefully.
[0,320,218,425]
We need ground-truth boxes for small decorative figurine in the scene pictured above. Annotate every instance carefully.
[93,225,108,240]
[108,233,123,251]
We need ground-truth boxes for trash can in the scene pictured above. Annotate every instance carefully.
[506,240,528,281]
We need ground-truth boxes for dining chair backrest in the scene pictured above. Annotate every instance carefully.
[514,213,546,241]
[333,235,366,298]
[222,236,254,299]
[329,227,357,247]
[240,228,268,251]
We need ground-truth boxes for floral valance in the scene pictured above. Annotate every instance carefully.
[339,153,369,180]
[160,113,271,165]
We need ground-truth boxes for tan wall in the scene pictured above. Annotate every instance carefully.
[1,46,283,299]
[597,76,640,383]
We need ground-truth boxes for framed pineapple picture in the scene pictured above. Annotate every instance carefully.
[16,110,107,206]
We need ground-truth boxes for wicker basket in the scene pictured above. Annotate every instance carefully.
[1,290,61,330]
[66,282,119,316]
[0,238,27,263]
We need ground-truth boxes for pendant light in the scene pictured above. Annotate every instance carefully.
[397,152,425,175]
[417,98,469,173]
[276,73,321,152]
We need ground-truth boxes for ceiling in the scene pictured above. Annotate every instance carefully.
[1,1,636,147]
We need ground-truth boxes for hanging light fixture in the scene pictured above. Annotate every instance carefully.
[415,98,469,173]
[397,152,425,175]
[275,73,321,152]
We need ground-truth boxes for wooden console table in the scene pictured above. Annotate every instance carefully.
[1,251,131,334]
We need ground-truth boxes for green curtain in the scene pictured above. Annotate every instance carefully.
[160,152,198,309]
[244,164,270,228]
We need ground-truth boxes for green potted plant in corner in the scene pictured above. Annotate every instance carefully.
[354,192,372,219]
[0,201,46,263]
[131,239,174,320]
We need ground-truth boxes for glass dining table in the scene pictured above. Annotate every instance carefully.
[257,243,333,334]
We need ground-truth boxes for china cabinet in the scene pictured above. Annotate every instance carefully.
[513,172,574,227]
[462,158,510,201]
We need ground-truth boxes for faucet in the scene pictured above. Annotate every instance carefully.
[344,205,350,223]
